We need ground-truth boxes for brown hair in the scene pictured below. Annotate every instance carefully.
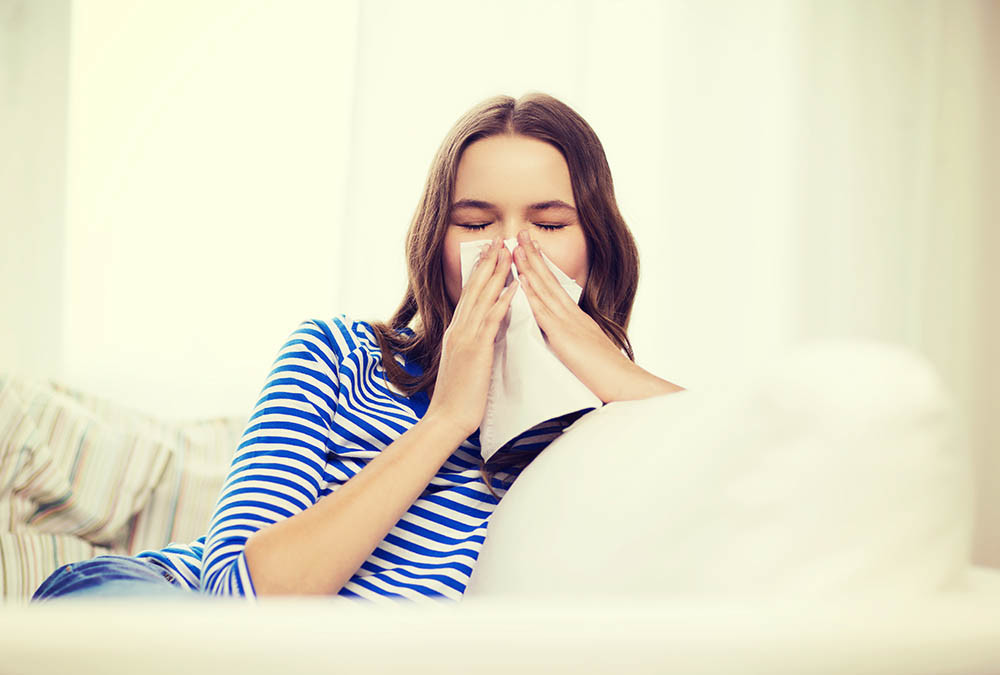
[367,92,640,500]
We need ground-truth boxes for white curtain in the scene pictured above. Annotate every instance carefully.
[1,0,996,561]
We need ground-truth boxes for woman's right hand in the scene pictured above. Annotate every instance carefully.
[424,236,519,440]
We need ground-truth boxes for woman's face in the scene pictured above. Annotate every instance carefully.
[442,134,589,309]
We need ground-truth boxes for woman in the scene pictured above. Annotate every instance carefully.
[30,92,683,604]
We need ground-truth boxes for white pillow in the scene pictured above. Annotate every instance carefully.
[464,338,974,602]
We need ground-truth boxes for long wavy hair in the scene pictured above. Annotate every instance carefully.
[367,92,640,499]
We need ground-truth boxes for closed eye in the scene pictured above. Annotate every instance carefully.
[457,223,566,231]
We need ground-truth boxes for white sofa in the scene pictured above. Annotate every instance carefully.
[2,337,999,674]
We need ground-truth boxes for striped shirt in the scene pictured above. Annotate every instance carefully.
[134,314,576,603]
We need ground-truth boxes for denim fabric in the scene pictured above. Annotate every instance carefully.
[30,554,199,603]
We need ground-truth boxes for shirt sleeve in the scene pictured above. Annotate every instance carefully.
[199,319,340,601]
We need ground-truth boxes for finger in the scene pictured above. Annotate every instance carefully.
[518,271,556,330]
[452,238,502,323]
[481,278,520,338]
[514,243,566,315]
[515,234,569,305]
[467,245,513,330]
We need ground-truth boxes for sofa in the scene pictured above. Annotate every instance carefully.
[2,337,999,674]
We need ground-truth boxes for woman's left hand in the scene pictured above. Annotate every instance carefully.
[512,229,673,404]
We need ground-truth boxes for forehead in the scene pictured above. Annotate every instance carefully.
[453,135,574,207]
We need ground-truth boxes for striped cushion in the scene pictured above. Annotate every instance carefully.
[0,373,244,604]
[0,532,114,607]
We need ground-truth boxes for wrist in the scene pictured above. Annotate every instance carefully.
[417,409,474,450]
[605,360,685,403]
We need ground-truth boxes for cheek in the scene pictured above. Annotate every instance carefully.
[443,247,459,280]
[544,239,588,286]
[442,242,463,301]
[569,249,589,285]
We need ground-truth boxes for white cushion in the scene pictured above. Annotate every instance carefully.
[465,338,974,602]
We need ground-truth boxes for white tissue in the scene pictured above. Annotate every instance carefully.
[459,238,602,463]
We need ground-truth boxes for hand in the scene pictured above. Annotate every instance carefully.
[512,229,634,404]
[424,235,519,439]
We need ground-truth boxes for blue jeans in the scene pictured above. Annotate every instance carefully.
[30,554,201,603]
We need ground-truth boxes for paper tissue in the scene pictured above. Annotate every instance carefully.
[459,238,603,463]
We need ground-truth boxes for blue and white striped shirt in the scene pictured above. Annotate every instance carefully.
[134,314,571,603]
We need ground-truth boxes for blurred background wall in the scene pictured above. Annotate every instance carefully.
[2,0,997,563]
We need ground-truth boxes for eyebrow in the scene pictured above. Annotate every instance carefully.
[450,199,577,213]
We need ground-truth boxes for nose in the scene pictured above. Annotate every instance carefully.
[500,222,531,246]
